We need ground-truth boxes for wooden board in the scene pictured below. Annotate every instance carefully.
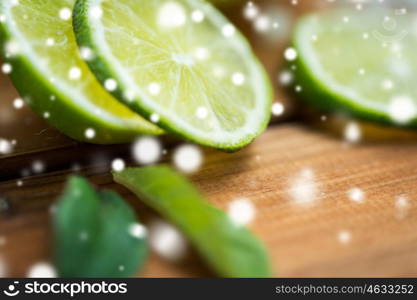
[1,0,417,278]
[2,124,417,277]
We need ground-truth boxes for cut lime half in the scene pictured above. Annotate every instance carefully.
[293,9,417,127]
[0,0,161,144]
[73,0,272,151]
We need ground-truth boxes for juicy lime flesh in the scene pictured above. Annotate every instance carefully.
[7,0,157,130]
[81,0,271,147]
[297,10,417,117]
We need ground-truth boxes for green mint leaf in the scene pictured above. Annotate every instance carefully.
[113,166,271,278]
[53,176,147,278]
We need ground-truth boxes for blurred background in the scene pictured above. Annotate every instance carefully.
[1,0,417,277]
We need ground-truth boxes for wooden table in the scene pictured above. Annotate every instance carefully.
[1,0,417,278]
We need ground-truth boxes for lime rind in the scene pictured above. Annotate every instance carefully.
[73,0,272,151]
[292,11,417,128]
[0,0,162,144]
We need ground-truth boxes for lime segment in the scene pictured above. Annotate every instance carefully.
[73,0,272,150]
[293,9,417,127]
[0,0,161,144]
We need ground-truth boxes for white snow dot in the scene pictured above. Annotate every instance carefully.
[147,82,161,95]
[191,10,204,23]
[2,63,12,74]
[348,188,364,203]
[132,136,162,165]
[26,262,57,278]
[59,8,72,20]
[222,24,235,37]
[85,128,96,139]
[338,230,351,245]
[5,40,20,57]
[284,47,298,61]
[395,196,409,209]
[79,231,89,241]
[173,144,203,174]
[232,72,246,86]
[395,196,410,220]
[46,38,55,46]
[89,6,103,19]
[111,158,125,172]
[129,223,147,239]
[68,67,81,80]
[288,168,317,206]
[243,2,259,20]
[150,113,160,123]
[196,106,208,119]
[344,122,362,144]
[278,70,293,86]
[104,79,117,91]
[228,198,256,226]
[149,221,187,262]
[194,47,209,61]
[158,1,187,28]
[0,139,12,155]
[272,102,285,116]
[13,98,24,109]
[123,89,136,102]
[382,79,394,90]
[388,95,416,124]
[254,15,270,32]
[79,46,94,61]
[32,160,45,174]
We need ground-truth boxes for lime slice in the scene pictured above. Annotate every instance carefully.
[0,0,161,144]
[293,9,417,127]
[73,0,272,150]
